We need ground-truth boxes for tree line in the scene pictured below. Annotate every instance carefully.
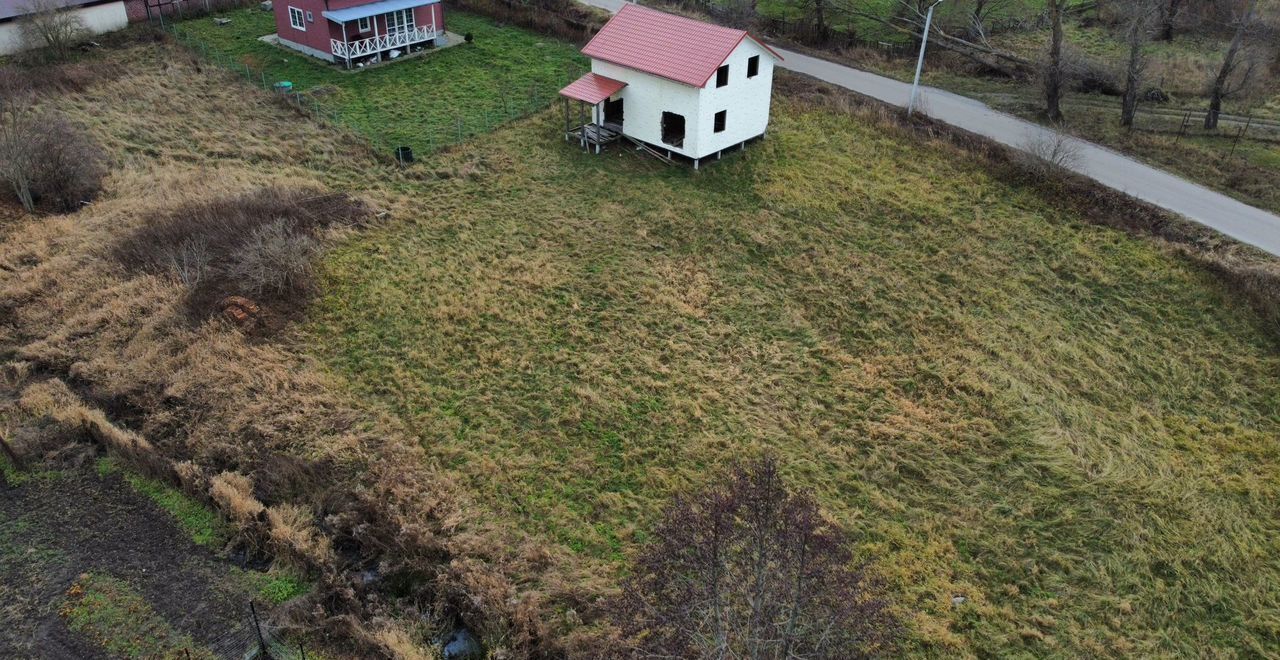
[677,0,1275,130]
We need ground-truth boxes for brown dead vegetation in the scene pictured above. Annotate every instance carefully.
[0,45,592,658]
[112,186,370,328]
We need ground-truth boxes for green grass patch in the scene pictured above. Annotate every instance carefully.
[99,458,229,548]
[0,450,33,486]
[241,567,312,605]
[0,451,61,487]
[174,8,586,152]
[303,95,1280,656]
[61,574,215,659]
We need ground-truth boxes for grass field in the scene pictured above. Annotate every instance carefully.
[300,82,1280,654]
[7,30,1280,656]
[176,7,585,152]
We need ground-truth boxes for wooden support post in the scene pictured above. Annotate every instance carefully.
[342,22,351,69]
[694,158,699,170]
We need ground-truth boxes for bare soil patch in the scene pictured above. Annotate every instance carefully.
[0,461,264,657]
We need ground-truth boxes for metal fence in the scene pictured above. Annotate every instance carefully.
[190,600,309,659]
[165,22,584,164]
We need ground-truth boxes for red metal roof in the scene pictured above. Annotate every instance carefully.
[559,72,628,104]
[581,4,781,88]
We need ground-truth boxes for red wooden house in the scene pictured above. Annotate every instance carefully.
[274,0,446,67]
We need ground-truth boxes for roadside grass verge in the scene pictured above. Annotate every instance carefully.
[61,574,216,659]
[175,8,586,152]
[304,90,1280,655]
[98,458,230,549]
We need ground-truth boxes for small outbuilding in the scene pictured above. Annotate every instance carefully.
[560,4,781,167]
[273,0,446,67]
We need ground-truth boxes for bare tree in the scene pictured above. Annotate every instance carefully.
[1044,0,1068,122]
[1205,0,1260,129]
[963,0,1015,45]
[19,0,88,63]
[830,0,1038,78]
[1119,0,1159,127]
[0,72,39,212]
[1158,0,1184,41]
[611,456,899,659]
[0,66,105,214]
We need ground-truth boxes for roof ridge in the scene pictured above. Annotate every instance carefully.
[581,4,776,88]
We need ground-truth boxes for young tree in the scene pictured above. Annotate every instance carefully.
[1044,0,1068,122]
[0,71,38,212]
[19,0,89,63]
[1119,0,1159,127]
[0,67,105,213]
[1205,0,1259,129]
[964,0,1015,44]
[612,457,899,659]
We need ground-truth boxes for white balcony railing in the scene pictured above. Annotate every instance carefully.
[331,24,439,60]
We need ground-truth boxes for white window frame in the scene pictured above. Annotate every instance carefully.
[357,16,371,31]
[288,6,305,30]
[305,10,313,22]
[386,8,415,34]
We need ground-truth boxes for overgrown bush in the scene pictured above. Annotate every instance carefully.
[1070,53,1123,96]
[611,457,899,659]
[114,186,369,323]
[0,71,106,213]
[18,0,90,64]
[1018,129,1082,184]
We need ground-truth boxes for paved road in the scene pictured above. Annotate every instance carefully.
[580,0,1280,257]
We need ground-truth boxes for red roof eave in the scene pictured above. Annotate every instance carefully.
[559,72,628,104]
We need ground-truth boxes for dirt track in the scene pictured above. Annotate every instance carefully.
[0,464,262,658]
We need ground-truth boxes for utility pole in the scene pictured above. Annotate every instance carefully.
[908,0,944,117]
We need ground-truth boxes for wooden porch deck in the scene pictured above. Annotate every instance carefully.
[566,122,623,151]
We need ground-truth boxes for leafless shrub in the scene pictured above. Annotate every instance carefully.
[0,83,105,213]
[1067,50,1123,96]
[611,456,900,659]
[19,0,89,64]
[227,218,320,297]
[31,114,106,212]
[114,186,369,323]
[1019,129,1082,182]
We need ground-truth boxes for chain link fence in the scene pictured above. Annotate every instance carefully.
[165,22,585,164]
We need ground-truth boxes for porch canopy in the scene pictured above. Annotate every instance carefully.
[559,72,627,104]
[321,0,439,23]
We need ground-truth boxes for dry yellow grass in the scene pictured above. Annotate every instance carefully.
[0,40,568,657]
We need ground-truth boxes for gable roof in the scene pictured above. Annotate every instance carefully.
[581,4,781,88]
